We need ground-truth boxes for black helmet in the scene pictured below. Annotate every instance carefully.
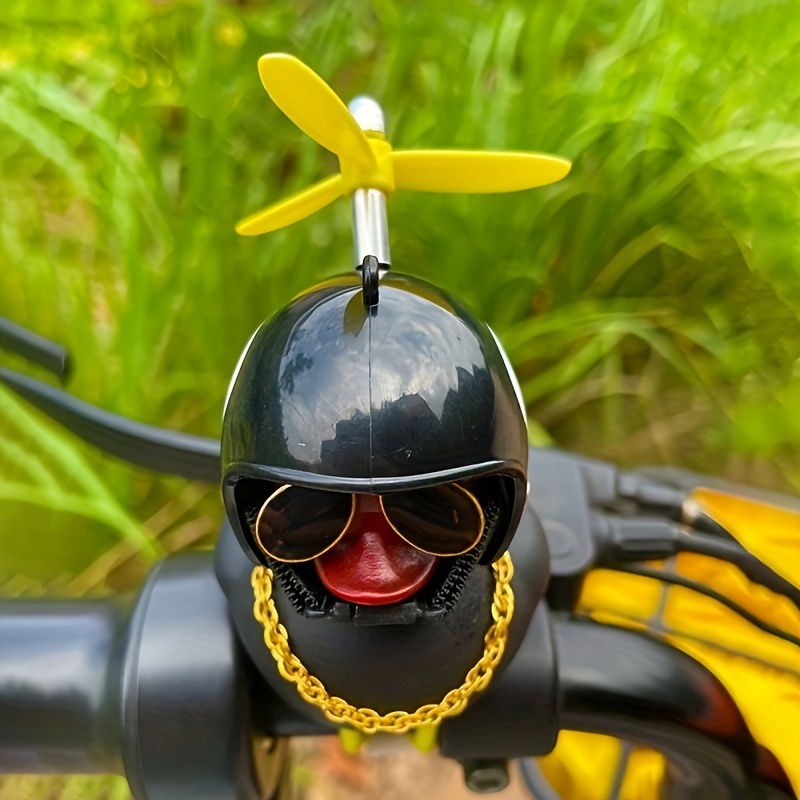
[220,56,571,620]
[222,271,528,578]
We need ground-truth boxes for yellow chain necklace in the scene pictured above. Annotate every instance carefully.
[251,552,515,734]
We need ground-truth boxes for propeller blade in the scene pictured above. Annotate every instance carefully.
[258,53,376,171]
[392,150,571,193]
[236,175,345,236]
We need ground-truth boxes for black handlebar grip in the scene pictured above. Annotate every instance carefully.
[0,553,293,799]
[0,596,128,774]
[1,551,793,799]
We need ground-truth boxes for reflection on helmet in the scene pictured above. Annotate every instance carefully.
[222,272,528,613]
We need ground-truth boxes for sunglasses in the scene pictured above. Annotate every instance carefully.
[254,483,485,563]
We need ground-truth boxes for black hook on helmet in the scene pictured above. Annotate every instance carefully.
[359,255,380,310]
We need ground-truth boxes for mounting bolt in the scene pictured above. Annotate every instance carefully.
[461,759,510,794]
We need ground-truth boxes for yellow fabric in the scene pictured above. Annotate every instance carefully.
[665,636,800,783]
[539,556,800,798]
[580,567,663,620]
[539,732,665,800]
[539,732,622,800]
[618,748,666,800]
[691,487,800,589]
[675,552,800,641]
[583,562,800,673]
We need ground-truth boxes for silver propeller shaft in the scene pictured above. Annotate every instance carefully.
[348,96,391,269]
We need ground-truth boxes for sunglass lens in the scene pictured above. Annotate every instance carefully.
[381,484,484,557]
[255,486,353,562]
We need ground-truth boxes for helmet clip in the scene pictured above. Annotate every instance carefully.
[359,255,380,310]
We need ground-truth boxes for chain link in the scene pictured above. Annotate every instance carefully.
[251,553,515,734]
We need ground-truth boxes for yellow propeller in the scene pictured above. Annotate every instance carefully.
[236,53,572,237]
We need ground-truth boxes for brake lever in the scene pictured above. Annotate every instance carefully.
[0,316,70,381]
[0,367,220,483]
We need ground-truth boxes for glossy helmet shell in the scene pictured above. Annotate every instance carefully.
[222,272,528,565]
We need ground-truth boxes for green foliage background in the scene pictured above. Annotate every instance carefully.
[0,0,798,793]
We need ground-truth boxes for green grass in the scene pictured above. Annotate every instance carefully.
[0,1,798,794]
[1,0,798,592]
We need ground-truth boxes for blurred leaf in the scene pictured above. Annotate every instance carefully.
[0,0,798,589]
[0,387,161,564]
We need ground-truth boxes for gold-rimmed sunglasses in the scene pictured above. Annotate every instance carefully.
[254,483,485,563]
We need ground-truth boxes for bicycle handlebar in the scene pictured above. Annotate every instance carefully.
[1,550,792,799]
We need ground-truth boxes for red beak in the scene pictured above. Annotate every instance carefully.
[314,495,438,605]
